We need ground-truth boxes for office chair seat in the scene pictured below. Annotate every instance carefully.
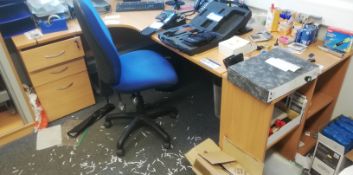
[115,50,178,92]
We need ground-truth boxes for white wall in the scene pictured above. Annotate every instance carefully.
[245,0,353,31]
[245,0,353,117]
[333,57,353,117]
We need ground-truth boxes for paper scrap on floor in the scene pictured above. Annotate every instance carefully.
[36,125,62,150]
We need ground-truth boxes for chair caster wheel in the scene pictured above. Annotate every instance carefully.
[163,142,171,149]
[104,121,112,128]
[116,149,125,157]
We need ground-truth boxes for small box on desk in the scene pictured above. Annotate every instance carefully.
[310,115,353,175]
[218,36,255,57]
[227,47,320,103]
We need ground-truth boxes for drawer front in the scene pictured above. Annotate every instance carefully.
[30,58,87,87]
[20,37,84,72]
[36,71,95,121]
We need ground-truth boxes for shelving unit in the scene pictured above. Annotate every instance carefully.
[0,111,24,137]
[0,1,35,39]
[307,92,333,119]
[0,33,34,145]
[0,90,10,104]
[219,42,352,173]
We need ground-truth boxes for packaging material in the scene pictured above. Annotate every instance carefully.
[295,24,319,46]
[227,47,320,103]
[185,138,264,175]
[310,115,353,175]
[218,36,255,57]
[249,31,272,42]
[323,27,353,54]
[24,85,47,132]
[265,4,280,32]
[27,0,70,18]
[278,10,293,36]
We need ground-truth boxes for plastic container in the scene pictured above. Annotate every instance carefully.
[38,15,68,34]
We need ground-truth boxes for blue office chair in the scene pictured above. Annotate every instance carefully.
[73,0,178,156]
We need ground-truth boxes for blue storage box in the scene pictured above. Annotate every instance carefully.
[38,17,68,34]
[311,115,353,175]
[322,115,353,151]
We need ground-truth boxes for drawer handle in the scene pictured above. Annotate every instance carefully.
[56,82,74,90]
[50,66,68,74]
[45,50,66,59]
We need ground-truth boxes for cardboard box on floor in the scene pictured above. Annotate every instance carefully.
[310,133,353,175]
[185,137,264,175]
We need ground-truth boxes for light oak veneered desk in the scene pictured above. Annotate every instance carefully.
[11,7,352,175]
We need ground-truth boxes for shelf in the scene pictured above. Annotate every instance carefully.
[298,134,317,156]
[0,2,30,24]
[267,124,300,149]
[0,6,32,25]
[267,107,302,149]
[0,90,10,103]
[0,18,36,39]
[0,111,24,137]
[307,92,333,120]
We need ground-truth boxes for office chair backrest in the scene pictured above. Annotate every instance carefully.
[73,0,121,85]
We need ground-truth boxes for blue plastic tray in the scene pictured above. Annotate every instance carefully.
[38,18,68,34]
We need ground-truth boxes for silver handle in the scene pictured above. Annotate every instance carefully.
[50,66,68,74]
[45,50,66,59]
[56,82,74,90]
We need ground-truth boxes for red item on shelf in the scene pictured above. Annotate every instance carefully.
[275,119,286,128]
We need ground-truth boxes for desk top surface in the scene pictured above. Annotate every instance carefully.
[11,3,352,77]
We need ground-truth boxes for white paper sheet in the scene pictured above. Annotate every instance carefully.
[36,125,62,150]
[266,57,301,72]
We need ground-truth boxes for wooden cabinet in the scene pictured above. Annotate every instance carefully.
[219,48,352,174]
[19,36,95,121]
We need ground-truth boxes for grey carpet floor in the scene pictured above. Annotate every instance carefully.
[0,75,219,175]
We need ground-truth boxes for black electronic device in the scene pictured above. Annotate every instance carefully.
[194,0,212,12]
[141,10,186,36]
[67,104,115,138]
[158,1,252,55]
[115,0,164,12]
[223,53,244,68]
[156,10,186,29]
